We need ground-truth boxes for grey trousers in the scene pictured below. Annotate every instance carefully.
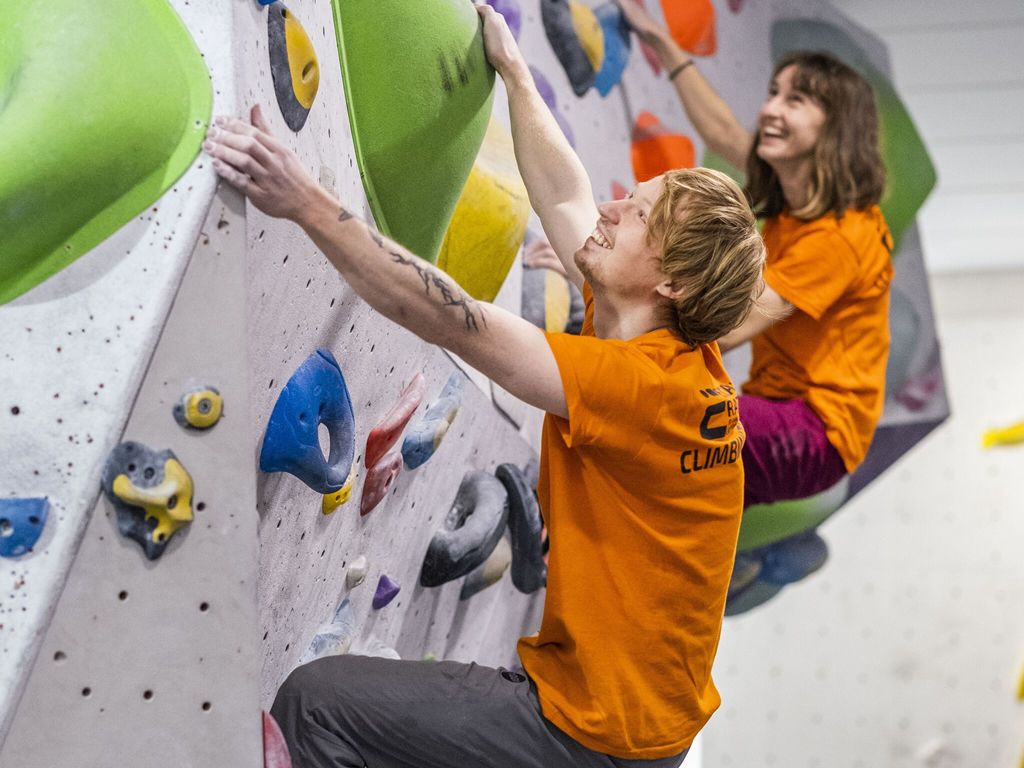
[271,656,688,768]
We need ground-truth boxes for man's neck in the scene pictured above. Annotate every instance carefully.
[590,294,669,341]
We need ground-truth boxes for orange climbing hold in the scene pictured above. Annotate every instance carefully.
[659,0,716,56]
[630,111,695,183]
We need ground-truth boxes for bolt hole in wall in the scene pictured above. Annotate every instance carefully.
[0,519,11,537]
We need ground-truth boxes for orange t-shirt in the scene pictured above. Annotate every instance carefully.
[518,285,745,759]
[743,206,893,472]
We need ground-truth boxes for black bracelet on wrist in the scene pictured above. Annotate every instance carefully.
[668,60,694,81]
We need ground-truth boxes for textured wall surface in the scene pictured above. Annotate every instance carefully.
[0,0,234,743]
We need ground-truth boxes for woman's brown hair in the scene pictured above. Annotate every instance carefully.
[746,52,886,221]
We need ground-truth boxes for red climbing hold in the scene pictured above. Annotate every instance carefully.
[360,449,403,516]
[365,374,426,469]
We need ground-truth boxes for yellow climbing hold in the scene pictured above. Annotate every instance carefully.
[179,387,223,429]
[322,465,357,514]
[570,0,605,72]
[284,8,319,110]
[544,270,571,333]
[982,420,1024,449]
[112,458,194,545]
[437,118,529,302]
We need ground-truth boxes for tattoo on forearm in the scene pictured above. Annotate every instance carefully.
[389,250,487,332]
[338,208,354,222]
[369,226,384,249]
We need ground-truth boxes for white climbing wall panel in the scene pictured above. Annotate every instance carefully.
[1,189,262,767]
[0,0,237,748]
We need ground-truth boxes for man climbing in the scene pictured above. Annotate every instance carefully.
[204,6,763,767]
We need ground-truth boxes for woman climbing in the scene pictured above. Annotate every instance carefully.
[617,0,894,508]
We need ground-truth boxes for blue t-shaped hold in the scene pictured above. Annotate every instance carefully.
[0,497,49,558]
[260,349,356,494]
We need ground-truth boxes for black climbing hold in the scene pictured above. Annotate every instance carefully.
[495,463,547,594]
[420,470,509,588]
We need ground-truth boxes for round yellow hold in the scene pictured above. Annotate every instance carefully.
[569,0,605,72]
[437,118,529,302]
[284,8,320,110]
[182,388,223,429]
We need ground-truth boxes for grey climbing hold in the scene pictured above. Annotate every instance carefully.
[101,442,195,561]
[495,463,547,593]
[346,555,369,589]
[420,470,509,588]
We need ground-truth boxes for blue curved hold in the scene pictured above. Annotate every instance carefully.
[258,0,277,6]
[759,530,829,586]
[401,372,465,470]
[0,497,49,558]
[260,349,356,494]
[594,3,631,97]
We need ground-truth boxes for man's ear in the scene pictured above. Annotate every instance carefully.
[655,278,686,303]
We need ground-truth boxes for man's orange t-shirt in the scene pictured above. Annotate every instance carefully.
[518,285,745,759]
[744,206,893,472]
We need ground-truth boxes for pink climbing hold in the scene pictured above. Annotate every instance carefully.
[263,710,292,768]
[373,574,401,609]
[610,180,629,200]
[365,374,426,469]
[360,449,403,516]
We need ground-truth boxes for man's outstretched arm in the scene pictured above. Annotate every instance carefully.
[205,105,568,419]
[478,4,595,292]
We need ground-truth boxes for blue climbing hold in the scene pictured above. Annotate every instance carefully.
[260,349,356,494]
[0,497,49,558]
[401,372,464,470]
[593,3,630,97]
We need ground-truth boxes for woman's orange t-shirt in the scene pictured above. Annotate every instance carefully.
[518,286,745,759]
[743,206,893,472]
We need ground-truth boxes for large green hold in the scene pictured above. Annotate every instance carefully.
[331,0,495,263]
[0,0,211,305]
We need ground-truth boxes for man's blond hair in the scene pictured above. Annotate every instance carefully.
[647,168,766,347]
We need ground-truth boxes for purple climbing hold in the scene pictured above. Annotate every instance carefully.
[372,574,401,609]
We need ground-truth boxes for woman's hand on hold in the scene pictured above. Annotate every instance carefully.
[615,0,668,47]
[205,104,320,224]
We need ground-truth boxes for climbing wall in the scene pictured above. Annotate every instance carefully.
[0,2,257,762]
[2,0,951,765]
